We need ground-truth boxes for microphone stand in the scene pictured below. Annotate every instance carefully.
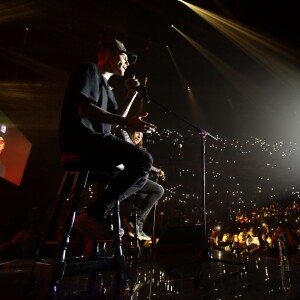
[140,91,248,285]
[151,174,159,249]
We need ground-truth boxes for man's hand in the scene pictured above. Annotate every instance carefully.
[127,112,156,133]
[125,75,140,94]
[157,169,166,181]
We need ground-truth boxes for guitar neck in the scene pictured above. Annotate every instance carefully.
[151,166,160,173]
[120,129,133,144]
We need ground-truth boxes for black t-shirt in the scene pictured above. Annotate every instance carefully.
[59,62,118,153]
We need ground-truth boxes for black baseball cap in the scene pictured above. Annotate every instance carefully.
[97,35,137,64]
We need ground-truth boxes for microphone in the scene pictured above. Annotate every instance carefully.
[178,144,182,156]
[133,85,150,103]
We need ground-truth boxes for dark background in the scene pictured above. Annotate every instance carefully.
[1,0,300,240]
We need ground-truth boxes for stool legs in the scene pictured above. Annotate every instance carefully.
[56,170,88,262]
[113,201,125,284]
[28,169,125,295]
[132,205,141,264]
[34,171,75,261]
[113,201,123,257]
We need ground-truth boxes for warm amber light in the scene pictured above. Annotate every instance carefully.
[178,1,300,82]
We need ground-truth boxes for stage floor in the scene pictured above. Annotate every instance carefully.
[0,249,299,299]
[0,249,300,300]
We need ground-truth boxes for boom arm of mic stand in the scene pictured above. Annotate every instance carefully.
[149,96,218,141]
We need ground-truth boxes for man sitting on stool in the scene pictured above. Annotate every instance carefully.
[59,33,156,240]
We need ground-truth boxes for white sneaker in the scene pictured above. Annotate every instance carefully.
[75,211,124,240]
[127,221,138,238]
[127,221,151,241]
[138,230,151,241]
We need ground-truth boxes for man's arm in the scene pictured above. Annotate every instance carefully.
[117,75,140,117]
[78,101,156,133]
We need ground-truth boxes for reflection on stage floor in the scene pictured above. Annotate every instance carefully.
[1,249,300,300]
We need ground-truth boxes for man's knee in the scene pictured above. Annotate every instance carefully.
[157,184,164,197]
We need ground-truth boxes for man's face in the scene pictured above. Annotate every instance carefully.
[110,51,130,76]
[0,137,5,155]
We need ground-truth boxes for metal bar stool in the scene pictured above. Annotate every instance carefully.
[27,153,125,296]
